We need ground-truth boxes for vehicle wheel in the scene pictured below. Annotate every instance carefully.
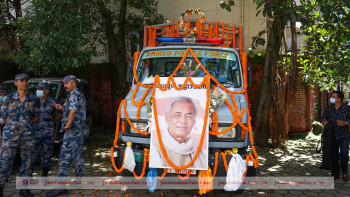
[84,114,92,140]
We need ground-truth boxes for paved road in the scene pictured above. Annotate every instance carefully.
[2,126,349,196]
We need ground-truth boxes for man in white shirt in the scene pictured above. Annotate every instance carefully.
[150,96,206,169]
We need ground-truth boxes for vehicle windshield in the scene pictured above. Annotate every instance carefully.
[1,81,59,99]
[137,49,242,87]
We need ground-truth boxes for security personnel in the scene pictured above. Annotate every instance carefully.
[32,82,62,176]
[0,74,40,197]
[47,75,86,197]
[0,89,5,134]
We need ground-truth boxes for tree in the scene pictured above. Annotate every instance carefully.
[219,0,307,147]
[14,0,102,75]
[230,0,302,147]
[298,0,350,91]
[13,0,165,97]
[225,0,349,147]
[0,0,26,57]
[98,0,165,97]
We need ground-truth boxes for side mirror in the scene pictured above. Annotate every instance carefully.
[247,62,253,86]
[126,59,134,83]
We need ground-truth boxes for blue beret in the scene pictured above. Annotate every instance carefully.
[37,82,51,89]
[15,73,29,80]
[62,75,77,83]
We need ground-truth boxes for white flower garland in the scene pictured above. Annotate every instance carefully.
[179,8,205,35]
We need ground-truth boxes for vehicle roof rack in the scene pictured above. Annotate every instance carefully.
[144,19,244,54]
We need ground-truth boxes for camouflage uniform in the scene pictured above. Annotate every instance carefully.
[33,97,57,171]
[0,91,40,184]
[0,89,5,135]
[58,88,86,177]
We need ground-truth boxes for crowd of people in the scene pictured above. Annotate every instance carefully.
[0,74,87,197]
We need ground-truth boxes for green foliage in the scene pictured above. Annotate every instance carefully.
[14,0,102,75]
[219,0,235,12]
[247,49,265,65]
[298,0,350,91]
[254,0,304,26]
[251,30,266,51]
[251,0,306,52]
[127,0,165,26]
[101,0,165,51]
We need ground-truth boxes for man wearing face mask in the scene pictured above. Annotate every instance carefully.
[322,91,350,181]
[46,75,86,197]
[0,74,40,197]
[32,82,62,177]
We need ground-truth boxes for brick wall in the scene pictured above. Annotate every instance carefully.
[81,69,121,125]
[288,78,312,132]
[247,64,314,133]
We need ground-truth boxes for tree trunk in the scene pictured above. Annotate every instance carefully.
[115,0,129,97]
[252,18,284,145]
[99,0,129,98]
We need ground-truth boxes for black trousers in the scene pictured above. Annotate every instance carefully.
[331,137,350,176]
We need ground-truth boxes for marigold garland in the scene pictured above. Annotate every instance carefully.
[152,75,210,171]
[144,20,243,48]
[157,169,168,180]
[123,101,150,136]
[111,147,125,173]
[111,40,259,181]
[132,148,149,179]
[211,152,219,177]
[177,170,193,180]
[131,85,151,120]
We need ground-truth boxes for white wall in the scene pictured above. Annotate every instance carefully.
[157,0,266,52]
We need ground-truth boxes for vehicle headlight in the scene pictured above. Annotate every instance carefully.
[217,127,236,138]
[130,122,148,133]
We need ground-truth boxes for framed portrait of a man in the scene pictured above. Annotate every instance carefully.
[149,77,209,171]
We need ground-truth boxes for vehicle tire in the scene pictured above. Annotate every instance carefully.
[84,114,92,140]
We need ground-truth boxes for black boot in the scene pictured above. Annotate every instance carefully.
[42,168,49,177]
[19,189,33,197]
[46,189,67,197]
[0,184,4,197]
